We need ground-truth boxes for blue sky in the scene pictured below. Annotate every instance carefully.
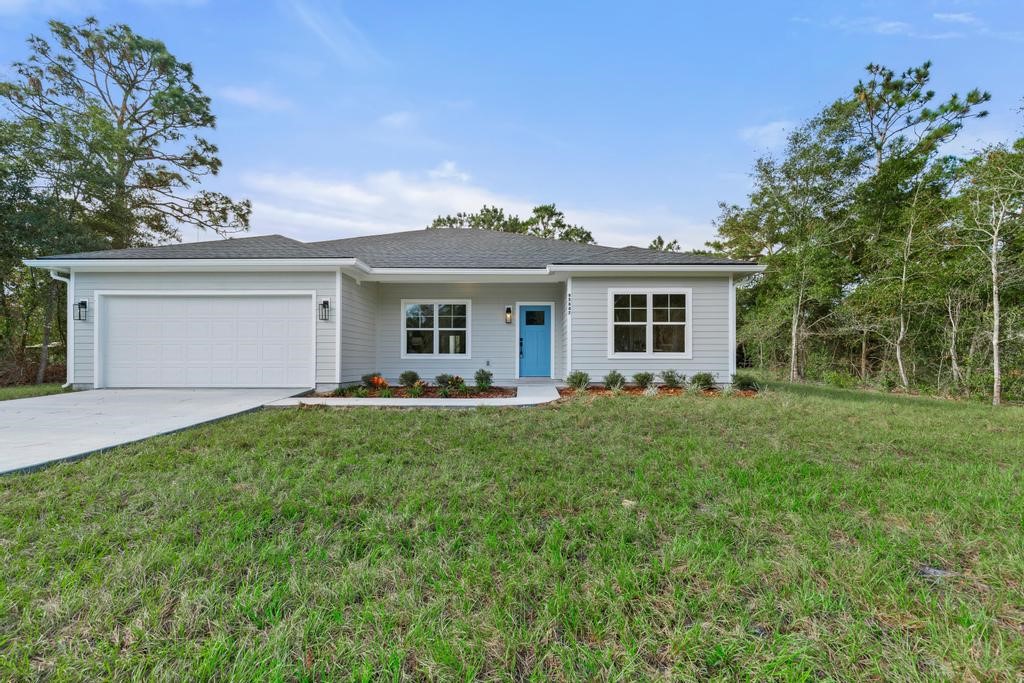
[1,1,1022,248]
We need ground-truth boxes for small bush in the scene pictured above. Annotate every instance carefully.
[603,370,625,391]
[632,371,655,389]
[378,387,393,398]
[351,387,369,398]
[660,369,683,389]
[437,385,450,398]
[399,370,420,387]
[435,373,454,388]
[451,375,466,393]
[823,370,857,389]
[406,381,426,398]
[474,368,493,391]
[731,373,761,392]
[690,372,717,391]
[331,385,347,397]
[566,370,590,391]
[361,372,387,388]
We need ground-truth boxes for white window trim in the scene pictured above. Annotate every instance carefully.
[400,299,472,360]
[606,287,692,360]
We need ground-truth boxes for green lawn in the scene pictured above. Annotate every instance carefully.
[1,386,1021,680]
[0,383,68,402]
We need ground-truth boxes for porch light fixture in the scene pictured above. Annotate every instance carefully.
[319,299,330,321]
[504,306,513,324]
[74,299,87,321]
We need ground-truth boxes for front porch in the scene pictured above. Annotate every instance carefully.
[337,277,568,389]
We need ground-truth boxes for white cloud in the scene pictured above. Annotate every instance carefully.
[739,120,792,149]
[281,0,382,70]
[826,15,963,40]
[428,161,470,183]
[237,166,713,249]
[216,86,293,111]
[377,110,416,129]
[933,12,979,25]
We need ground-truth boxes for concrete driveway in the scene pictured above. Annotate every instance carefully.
[0,388,303,474]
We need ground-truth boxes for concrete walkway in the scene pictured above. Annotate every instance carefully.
[265,383,561,408]
[1,388,303,474]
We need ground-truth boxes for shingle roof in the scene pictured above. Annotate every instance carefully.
[40,228,756,267]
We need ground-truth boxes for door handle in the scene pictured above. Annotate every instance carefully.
[519,337,523,358]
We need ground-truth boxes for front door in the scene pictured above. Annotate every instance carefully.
[518,305,551,377]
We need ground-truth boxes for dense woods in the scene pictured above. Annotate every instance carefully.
[710,62,1023,404]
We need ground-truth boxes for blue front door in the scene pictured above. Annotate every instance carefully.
[519,305,552,377]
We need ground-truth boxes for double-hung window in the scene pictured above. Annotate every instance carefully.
[608,288,691,358]
[402,300,470,357]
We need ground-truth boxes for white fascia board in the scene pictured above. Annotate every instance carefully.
[548,264,766,275]
[25,257,765,277]
[23,258,362,272]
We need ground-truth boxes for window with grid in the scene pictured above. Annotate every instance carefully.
[403,301,469,356]
[609,290,689,356]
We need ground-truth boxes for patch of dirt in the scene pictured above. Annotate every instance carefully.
[313,386,516,399]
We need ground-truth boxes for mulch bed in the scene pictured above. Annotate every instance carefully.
[558,387,758,398]
[314,386,517,399]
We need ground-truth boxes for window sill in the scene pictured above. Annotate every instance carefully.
[607,352,692,360]
[400,354,473,360]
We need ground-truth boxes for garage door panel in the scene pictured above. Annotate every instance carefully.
[101,295,313,388]
[237,320,259,338]
[208,320,232,336]
[210,344,235,362]
[187,344,212,362]
[262,320,288,338]
[161,343,185,362]
[261,344,285,362]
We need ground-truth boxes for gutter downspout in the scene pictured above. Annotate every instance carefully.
[48,270,73,389]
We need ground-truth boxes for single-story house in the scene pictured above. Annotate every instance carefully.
[26,228,764,390]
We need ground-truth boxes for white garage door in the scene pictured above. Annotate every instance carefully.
[100,294,314,388]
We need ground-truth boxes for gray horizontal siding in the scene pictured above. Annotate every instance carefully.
[340,276,378,384]
[569,276,731,382]
[72,271,336,387]
[362,282,566,384]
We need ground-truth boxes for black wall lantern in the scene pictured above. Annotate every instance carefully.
[74,299,88,321]
[504,306,513,324]
[319,299,330,321]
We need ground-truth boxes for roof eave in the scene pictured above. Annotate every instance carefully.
[24,258,765,277]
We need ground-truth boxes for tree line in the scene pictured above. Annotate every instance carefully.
[708,62,1022,405]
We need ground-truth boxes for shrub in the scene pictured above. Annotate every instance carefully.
[399,370,420,387]
[351,387,369,398]
[823,370,857,389]
[450,375,466,393]
[731,373,761,392]
[331,385,347,397]
[690,372,717,391]
[437,385,451,398]
[435,373,454,388]
[406,380,426,398]
[603,370,625,391]
[361,372,387,389]
[632,371,655,389]
[566,370,590,391]
[660,369,683,389]
[378,387,393,398]
[474,368,493,391]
